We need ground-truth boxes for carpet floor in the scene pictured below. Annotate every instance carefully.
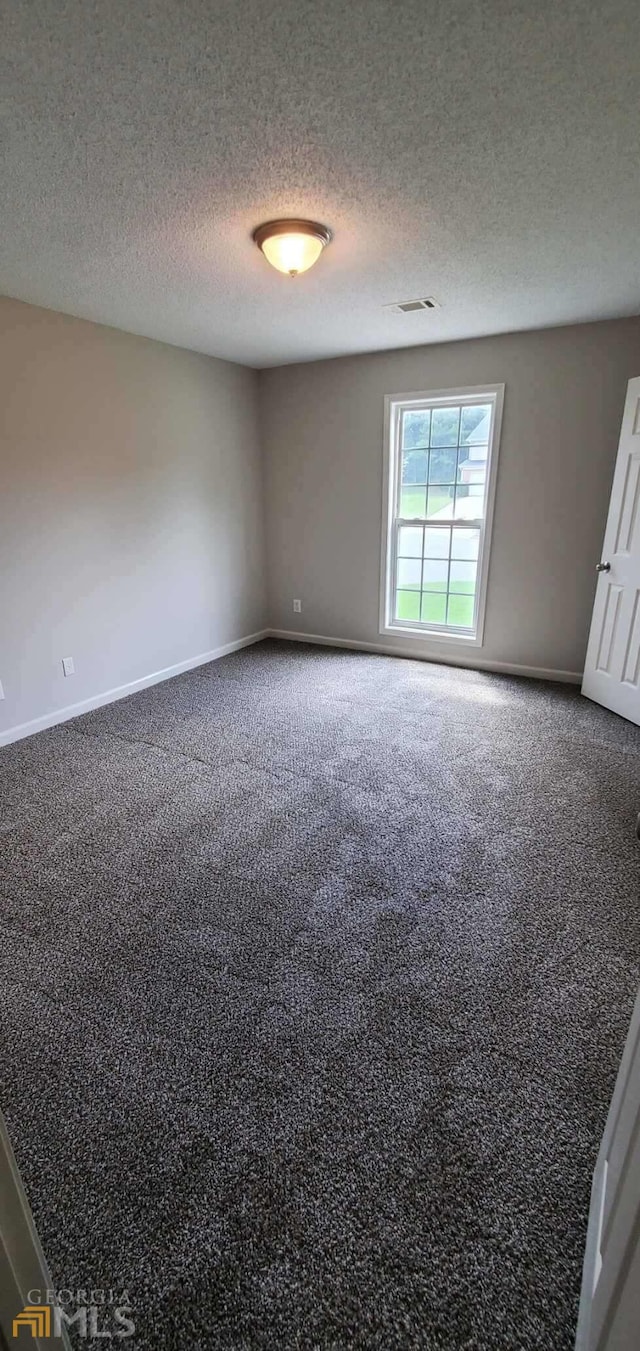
[1,639,639,1350]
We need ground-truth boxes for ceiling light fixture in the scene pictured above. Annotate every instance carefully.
[252,218,332,277]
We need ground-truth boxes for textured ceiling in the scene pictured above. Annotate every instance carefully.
[2,0,640,368]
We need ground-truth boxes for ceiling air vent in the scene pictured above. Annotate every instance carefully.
[385,297,441,314]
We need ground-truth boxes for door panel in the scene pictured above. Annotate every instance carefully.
[614,451,640,554]
[595,585,623,674]
[621,592,640,685]
[576,988,640,1350]
[583,377,640,724]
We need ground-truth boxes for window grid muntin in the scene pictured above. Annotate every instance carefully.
[393,521,483,630]
[391,395,495,636]
[392,522,484,629]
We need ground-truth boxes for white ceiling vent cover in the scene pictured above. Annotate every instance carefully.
[385,297,441,314]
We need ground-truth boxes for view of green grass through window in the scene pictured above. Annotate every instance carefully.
[394,402,491,630]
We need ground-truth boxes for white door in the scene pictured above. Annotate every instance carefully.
[575,986,640,1351]
[582,376,640,724]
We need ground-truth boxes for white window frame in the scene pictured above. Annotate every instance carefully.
[379,383,504,648]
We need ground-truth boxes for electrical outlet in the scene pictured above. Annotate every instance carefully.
[0,680,4,701]
[293,599,302,614]
[62,656,75,677]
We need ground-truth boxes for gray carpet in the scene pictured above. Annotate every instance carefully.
[1,639,639,1350]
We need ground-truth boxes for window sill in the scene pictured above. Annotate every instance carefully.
[380,621,484,648]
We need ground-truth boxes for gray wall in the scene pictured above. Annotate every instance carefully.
[260,319,640,677]
[3,302,639,741]
[0,298,266,737]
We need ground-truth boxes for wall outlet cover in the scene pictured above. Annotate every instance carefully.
[0,680,4,701]
[62,657,75,677]
[293,599,302,613]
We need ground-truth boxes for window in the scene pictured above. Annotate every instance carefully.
[380,385,504,646]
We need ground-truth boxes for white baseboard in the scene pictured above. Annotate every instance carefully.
[0,629,269,748]
[0,625,582,749]
[267,628,583,684]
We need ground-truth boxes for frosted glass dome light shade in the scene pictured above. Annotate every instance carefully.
[253,219,332,277]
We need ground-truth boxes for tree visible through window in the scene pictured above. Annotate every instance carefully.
[381,388,503,642]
